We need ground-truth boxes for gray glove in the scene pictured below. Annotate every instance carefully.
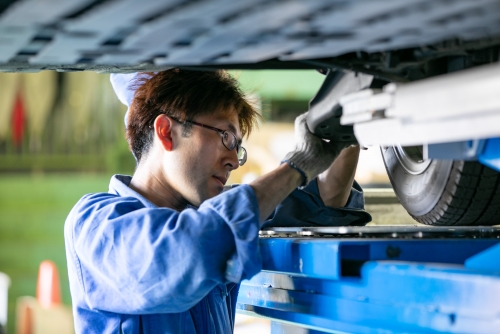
[283,112,354,187]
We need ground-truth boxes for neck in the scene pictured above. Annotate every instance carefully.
[129,157,188,211]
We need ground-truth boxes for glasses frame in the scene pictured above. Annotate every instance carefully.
[170,117,247,166]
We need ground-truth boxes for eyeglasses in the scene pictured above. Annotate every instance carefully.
[171,117,247,166]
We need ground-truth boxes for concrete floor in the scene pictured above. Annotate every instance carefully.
[363,188,421,226]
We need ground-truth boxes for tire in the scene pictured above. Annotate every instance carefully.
[381,145,500,226]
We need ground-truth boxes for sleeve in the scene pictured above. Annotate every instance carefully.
[65,185,261,314]
[261,179,372,228]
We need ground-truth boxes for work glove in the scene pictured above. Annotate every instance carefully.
[282,112,355,188]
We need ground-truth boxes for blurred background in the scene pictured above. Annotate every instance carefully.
[0,70,391,334]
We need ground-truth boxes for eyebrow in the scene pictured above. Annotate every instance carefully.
[226,123,237,134]
[225,123,242,142]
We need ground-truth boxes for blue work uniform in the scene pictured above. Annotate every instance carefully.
[65,175,370,334]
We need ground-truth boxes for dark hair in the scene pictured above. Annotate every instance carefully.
[127,69,260,161]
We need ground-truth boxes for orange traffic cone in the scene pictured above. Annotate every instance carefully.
[36,261,61,309]
[17,261,73,334]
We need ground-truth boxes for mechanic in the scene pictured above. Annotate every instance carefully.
[64,69,371,333]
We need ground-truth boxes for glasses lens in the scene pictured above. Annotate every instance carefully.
[221,130,245,165]
[237,147,247,166]
[222,131,236,151]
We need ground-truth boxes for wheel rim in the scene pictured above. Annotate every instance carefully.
[381,146,454,218]
[394,145,432,175]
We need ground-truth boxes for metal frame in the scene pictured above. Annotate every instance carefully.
[306,70,373,142]
[237,227,500,333]
[340,63,500,149]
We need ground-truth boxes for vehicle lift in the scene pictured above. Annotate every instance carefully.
[235,66,500,333]
[237,226,500,333]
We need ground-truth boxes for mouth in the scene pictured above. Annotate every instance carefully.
[213,176,227,188]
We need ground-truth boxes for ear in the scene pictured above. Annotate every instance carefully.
[154,115,174,151]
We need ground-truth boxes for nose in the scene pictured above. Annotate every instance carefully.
[223,146,240,170]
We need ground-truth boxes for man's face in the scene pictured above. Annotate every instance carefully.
[167,110,242,207]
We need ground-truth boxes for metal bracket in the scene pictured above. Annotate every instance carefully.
[479,137,500,172]
[424,140,487,160]
[338,63,500,148]
[306,69,373,142]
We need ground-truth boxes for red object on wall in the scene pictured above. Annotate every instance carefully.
[12,91,26,147]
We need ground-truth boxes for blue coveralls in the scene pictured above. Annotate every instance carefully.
[64,175,371,333]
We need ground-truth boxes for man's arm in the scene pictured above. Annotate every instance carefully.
[250,113,354,222]
[66,187,261,314]
[250,163,303,222]
[317,145,360,207]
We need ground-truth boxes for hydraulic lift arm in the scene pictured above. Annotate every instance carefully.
[237,227,500,333]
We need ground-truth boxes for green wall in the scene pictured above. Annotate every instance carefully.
[232,70,325,100]
[0,174,111,334]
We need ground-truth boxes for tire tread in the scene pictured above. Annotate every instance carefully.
[411,161,500,226]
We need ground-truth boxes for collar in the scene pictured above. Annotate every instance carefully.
[108,174,158,209]
[108,174,198,210]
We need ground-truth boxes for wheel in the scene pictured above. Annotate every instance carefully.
[381,145,500,226]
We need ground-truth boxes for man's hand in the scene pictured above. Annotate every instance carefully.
[283,113,355,186]
[249,112,356,222]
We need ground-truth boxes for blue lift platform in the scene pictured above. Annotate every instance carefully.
[237,226,500,333]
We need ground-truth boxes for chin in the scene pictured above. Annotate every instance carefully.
[206,188,224,200]
[191,191,220,207]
